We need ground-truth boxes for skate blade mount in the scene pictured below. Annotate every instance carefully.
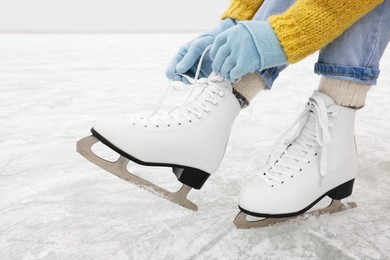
[234,200,357,229]
[77,135,198,211]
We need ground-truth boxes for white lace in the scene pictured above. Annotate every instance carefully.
[260,94,336,187]
[130,45,225,127]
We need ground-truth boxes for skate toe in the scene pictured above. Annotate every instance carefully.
[238,183,269,215]
[91,117,140,157]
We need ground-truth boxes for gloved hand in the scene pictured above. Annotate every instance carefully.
[166,18,236,83]
[209,21,288,82]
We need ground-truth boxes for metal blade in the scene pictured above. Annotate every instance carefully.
[77,135,198,211]
[234,199,357,229]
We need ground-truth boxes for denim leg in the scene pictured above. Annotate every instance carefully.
[315,0,390,85]
[251,0,296,89]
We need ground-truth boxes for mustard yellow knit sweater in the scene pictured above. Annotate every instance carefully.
[222,0,383,63]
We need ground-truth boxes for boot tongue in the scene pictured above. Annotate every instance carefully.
[270,92,332,177]
[311,90,335,108]
[176,74,228,116]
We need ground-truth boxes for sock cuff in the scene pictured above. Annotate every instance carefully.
[318,76,371,109]
[232,72,266,107]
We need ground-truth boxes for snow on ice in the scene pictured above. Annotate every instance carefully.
[0,34,389,259]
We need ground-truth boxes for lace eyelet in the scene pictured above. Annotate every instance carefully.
[178,123,182,126]
[307,161,310,164]
[291,175,294,178]
[299,168,302,172]
[189,120,192,123]
[281,181,284,184]
[168,124,171,127]
[315,153,318,156]
[144,125,147,128]
[263,173,266,175]
[156,125,159,128]
[219,91,225,97]
[271,185,274,188]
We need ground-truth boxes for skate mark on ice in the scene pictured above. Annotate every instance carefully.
[187,227,235,260]
[307,230,359,259]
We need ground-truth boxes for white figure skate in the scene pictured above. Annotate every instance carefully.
[77,69,241,211]
[234,91,357,228]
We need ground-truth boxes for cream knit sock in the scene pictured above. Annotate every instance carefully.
[232,72,266,108]
[318,76,371,109]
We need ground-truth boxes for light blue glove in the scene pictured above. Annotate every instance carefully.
[166,18,236,83]
[209,21,288,82]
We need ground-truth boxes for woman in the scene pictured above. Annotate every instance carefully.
[78,0,390,227]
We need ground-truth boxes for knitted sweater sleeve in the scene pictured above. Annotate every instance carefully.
[222,0,265,20]
[268,0,384,63]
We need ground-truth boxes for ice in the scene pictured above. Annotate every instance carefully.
[0,34,389,259]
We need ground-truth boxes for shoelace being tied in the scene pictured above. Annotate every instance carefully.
[260,95,334,187]
[131,45,225,127]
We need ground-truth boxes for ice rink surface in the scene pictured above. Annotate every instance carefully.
[0,34,389,259]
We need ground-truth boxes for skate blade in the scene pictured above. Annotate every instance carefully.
[77,135,198,211]
[234,199,357,229]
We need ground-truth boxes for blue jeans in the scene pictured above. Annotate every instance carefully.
[253,0,390,88]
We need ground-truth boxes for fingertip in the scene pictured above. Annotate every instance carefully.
[211,62,220,74]
[181,77,190,84]
[175,60,190,73]
[165,72,172,80]
[172,74,182,82]
[165,67,174,80]
[176,49,203,73]
[229,69,242,83]
[209,46,217,61]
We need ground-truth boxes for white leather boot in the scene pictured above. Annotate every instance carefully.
[78,43,242,210]
[92,74,240,189]
[238,91,357,218]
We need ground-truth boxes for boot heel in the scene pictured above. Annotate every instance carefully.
[173,167,210,190]
[327,179,355,200]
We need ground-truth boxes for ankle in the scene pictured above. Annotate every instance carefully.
[318,76,371,109]
[232,73,266,108]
